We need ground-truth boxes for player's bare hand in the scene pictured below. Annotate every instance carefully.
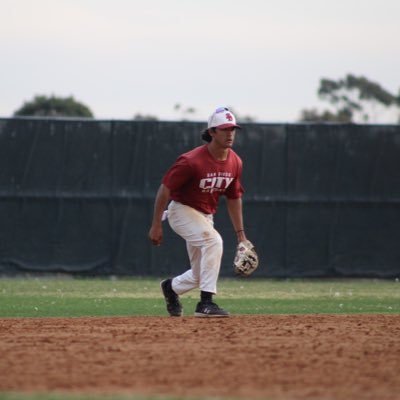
[148,226,163,246]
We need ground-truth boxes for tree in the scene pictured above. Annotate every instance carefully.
[173,103,197,121]
[14,95,94,118]
[300,74,400,123]
[133,113,158,121]
[299,108,352,123]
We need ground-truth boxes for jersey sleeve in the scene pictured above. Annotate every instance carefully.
[162,156,193,191]
[225,177,244,199]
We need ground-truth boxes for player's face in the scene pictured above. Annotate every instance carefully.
[213,127,236,148]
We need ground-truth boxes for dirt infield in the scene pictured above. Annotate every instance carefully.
[0,315,399,400]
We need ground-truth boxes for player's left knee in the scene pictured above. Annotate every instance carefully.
[208,232,223,250]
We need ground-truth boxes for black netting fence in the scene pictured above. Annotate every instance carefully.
[0,118,399,277]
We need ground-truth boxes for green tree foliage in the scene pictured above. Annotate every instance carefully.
[14,95,94,118]
[173,103,197,121]
[299,108,352,123]
[300,74,400,123]
[133,113,158,121]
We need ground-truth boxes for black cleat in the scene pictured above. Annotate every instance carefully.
[194,301,229,318]
[160,279,183,317]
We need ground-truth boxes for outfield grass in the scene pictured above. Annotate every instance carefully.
[0,276,399,318]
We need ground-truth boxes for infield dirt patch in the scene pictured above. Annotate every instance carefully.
[0,315,399,399]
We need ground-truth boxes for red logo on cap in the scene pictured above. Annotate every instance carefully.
[225,113,233,121]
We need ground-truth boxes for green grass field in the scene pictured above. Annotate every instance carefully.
[0,276,399,318]
[1,276,399,400]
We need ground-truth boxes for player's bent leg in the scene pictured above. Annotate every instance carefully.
[194,232,229,317]
[198,231,223,294]
[171,243,201,294]
[166,201,228,317]
[171,270,199,295]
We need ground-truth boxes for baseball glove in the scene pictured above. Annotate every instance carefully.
[233,240,259,277]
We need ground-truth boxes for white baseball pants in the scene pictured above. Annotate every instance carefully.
[166,201,223,295]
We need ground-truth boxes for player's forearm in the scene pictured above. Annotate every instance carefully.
[226,197,247,242]
[151,184,170,226]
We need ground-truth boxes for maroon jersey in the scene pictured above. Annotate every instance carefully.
[162,145,244,214]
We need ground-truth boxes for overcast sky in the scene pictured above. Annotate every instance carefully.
[1,0,399,123]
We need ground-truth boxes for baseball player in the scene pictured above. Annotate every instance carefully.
[148,107,247,317]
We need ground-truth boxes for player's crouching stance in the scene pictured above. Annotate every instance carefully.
[148,107,248,317]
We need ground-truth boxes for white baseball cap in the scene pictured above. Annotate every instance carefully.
[207,107,241,130]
